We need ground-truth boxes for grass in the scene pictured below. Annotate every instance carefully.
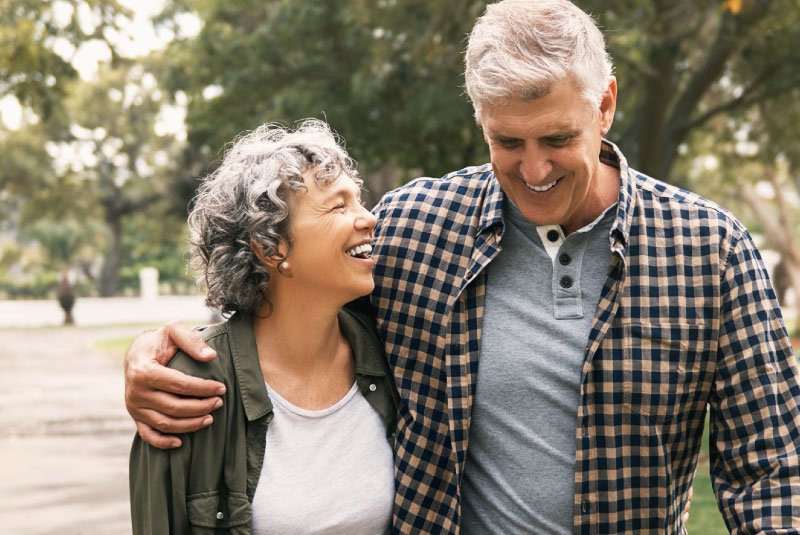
[92,335,135,362]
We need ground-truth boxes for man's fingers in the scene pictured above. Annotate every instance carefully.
[135,420,182,450]
[132,389,223,418]
[682,484,693,525]
[164,321,218,363]
[136,407,214,435]
[144,364,225,398]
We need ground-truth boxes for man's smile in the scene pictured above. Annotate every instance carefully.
[523,177,561,192]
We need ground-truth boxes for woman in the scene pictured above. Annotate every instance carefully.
[129,120,399,534]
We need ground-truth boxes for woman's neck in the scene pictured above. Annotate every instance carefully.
[253,292,355,409]
[253,289,344,370]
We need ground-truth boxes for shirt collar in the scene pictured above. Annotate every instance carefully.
[478,165,506,235]
[226,307,387,422]
[600,139,636,256]
[481,140,635,254]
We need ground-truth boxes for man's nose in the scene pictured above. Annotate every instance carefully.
[519,145,553,185]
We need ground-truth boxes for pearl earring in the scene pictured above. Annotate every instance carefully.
[280,261,290,271]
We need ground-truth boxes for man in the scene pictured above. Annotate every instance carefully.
[125,1,800,533]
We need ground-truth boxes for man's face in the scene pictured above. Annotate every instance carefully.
[481,78,618,234]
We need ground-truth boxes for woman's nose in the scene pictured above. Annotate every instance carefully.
[355,204,377,230]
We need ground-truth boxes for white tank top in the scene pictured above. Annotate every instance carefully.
[251,382,394,535]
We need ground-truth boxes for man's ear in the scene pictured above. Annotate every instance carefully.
[599,77,617,136]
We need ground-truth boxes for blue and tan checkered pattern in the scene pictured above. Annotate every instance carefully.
[370,140,800,534]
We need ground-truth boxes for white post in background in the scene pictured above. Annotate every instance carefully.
[139,267,159,300]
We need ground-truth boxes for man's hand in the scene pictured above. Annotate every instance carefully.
[124,320,226,449]
[683,485,693,525]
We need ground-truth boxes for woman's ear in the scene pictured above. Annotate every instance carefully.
[251,239,289,270]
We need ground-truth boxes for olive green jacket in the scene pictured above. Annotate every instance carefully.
[129,306,400,535]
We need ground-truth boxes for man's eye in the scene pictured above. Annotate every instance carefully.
[497,139,521,148]
[548,136,571,146]
[333,204,346,211]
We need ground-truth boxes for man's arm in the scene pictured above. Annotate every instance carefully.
[712,229,800,533]
[124,321,226,449]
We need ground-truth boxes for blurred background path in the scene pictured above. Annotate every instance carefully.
[0,297,216,534]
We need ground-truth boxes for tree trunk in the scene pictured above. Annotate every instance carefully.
[362,163,406,210]
[635,44,677,180]
[99,215,123,297]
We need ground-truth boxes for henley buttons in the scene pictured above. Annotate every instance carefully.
[559,253,572,265]
[546,229,560,242]
[216,512,224,520]
[560,276,573,289]
[369,383,377,392]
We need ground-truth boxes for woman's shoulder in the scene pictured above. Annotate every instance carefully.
[167,320,234,382]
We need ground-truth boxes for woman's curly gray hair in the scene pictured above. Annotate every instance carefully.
[187,119,360,315]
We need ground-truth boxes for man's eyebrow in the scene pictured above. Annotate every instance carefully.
[488,128,581,142]
[543,128,580,138]
[487,132,520,142]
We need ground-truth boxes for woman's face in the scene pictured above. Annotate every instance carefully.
[282,173,377,303]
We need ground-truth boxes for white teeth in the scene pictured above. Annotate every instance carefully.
[346,243,373,257]
[525,178,559,192]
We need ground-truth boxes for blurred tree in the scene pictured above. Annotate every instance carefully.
[154,0,489,208]
[1,0,192,298]
[731,90,800,334]
[0,126,51,221]
[585,0,800,186]
[0,0,126,131]
[155,0,800,207]
[23,62,182,296]
[0,0,128,240]
[22,219,103,323]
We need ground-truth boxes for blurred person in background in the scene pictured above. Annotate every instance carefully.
[129,119,399,534]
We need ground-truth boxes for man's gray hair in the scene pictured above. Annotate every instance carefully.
[465,0,613,121]
[187,119,360,315]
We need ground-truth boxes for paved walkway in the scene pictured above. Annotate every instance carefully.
[0,325,151,534]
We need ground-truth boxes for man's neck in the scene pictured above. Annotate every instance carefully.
[562,162,620,235]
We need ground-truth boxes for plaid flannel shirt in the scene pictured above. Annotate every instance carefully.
[370,140,800,535]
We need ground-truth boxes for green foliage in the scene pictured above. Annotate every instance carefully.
[119,213,195,292]
[4,0,800,299]
[19,218,104,265]
[577,0,800,183]
[0,0,128,129]
[152,0,800,210]
[158,0,490,188]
